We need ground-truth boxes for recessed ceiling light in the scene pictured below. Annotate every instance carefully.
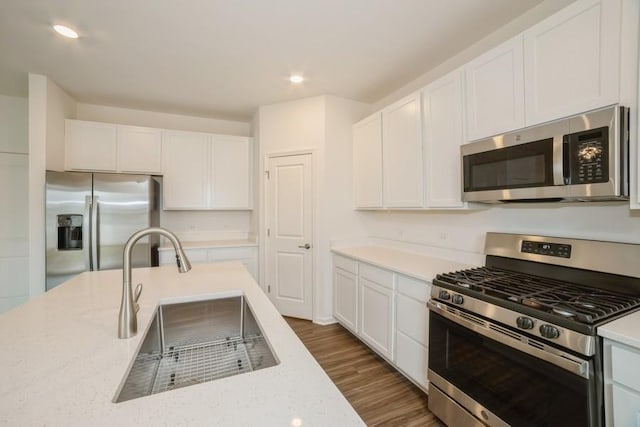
[289,75,304,84]
[53,24,79,39]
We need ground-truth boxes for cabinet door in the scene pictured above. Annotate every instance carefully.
[162,131,209,209]
[382,93,424,208]
[465,36,525,141]
[396,331,429,390]
[360,277,394,360]
[210,136,252,209]
[423,69,465,208]
[353,113,383,208]
[334,267,358,334]
[612,385,640,427]
[65,120,117,171]
[396,292,430,347]
[117,125,162,174]
[524,0,621,126]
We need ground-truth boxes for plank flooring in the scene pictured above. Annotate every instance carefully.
[285,317,443,427]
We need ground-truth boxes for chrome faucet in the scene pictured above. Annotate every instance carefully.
[118,227,192,339]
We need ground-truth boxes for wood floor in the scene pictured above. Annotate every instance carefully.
[285,317,443,427]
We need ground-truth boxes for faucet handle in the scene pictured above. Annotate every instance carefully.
[133,283,143,312]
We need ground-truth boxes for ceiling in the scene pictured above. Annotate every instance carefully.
[0,0,543,121]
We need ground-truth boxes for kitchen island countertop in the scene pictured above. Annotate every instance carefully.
[0,263,364,426]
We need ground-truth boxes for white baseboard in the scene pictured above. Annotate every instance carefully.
[313,315,337,325]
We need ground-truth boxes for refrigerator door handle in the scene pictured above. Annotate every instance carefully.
[84,195,93,271]
[91,195,100,270]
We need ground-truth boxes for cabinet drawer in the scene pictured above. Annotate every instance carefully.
[396,331,429,390]
[360,263,394,289]
[333,255,358,274]
[397,275,431,302]
[397,293,429,347]
[612,345,640,392]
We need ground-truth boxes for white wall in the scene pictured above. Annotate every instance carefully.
[28,74,78,299]
[256,95,370,323]
[76,103,251,136]
[358,204,640,262]
[46,82,77,171]
[257,95,326,317]
[0,94,28,154]
[319,96,371,320]
[0,95,28,313]
[372,0,575,111]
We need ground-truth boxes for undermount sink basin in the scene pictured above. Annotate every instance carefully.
[114,294,279,403]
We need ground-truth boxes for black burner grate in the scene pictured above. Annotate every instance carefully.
[435,267,640,325]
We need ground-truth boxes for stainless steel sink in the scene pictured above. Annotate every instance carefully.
[114,295,278,402]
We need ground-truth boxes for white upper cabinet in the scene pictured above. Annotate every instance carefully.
[524,0,621,126]
[353,112,383,208]
[65,120,118,171]
[423,68,466,208]
[465,36,525,141]
[382,93,424,208]
[162,131,210,209]
[117,125,162,174]
[65,120,162,174]
[163,131,253,210]
[210,135,252,209]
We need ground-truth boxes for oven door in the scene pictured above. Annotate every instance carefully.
[428,302,601,427]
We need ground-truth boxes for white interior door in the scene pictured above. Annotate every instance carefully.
[266,153,313,319]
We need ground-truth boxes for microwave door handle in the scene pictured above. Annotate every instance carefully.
[553,134,567,185]
[562,135,571,185]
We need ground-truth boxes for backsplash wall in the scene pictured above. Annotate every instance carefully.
[359,202,640,259]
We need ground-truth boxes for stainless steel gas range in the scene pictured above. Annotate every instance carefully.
[427,232,640,427]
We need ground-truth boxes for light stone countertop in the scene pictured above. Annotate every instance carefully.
[332,245,474,283]
[598,310,640,349]
[0,263,364,426]
[158,239,258,251]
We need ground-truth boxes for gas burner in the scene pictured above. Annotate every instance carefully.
[435,267,640,325]
[552,307,577,318]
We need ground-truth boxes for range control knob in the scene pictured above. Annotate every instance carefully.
[452,294,464,305]
[438,290,451,300]
[539,324,560,339]
[516,316,534,330]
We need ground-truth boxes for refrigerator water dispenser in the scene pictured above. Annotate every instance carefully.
[57,214,83,250]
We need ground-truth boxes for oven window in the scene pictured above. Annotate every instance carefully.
[463,139,554,191]
[429,312,596,427]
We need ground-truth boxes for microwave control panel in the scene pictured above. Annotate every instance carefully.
[565,126,609,185]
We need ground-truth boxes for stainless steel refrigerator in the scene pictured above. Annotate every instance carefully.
[45,171,160,290]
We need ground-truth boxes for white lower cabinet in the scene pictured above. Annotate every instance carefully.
[396,332,428,390]
[333,256,359,334]
[360,276,395,361]
[604,338,640,426]
[333,255,432,390]
[395,275,431,390]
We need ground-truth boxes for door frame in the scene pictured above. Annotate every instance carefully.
[260,148,317,321]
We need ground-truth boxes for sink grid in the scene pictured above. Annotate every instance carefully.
[117,334,274,402]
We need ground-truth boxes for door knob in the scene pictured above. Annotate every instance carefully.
[298,243,311,250]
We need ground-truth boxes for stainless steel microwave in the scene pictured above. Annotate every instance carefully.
[461,105,629,203]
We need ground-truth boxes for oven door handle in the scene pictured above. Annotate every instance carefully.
[428,300,591,379]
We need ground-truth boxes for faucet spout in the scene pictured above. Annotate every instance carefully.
[118,227,191,339]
